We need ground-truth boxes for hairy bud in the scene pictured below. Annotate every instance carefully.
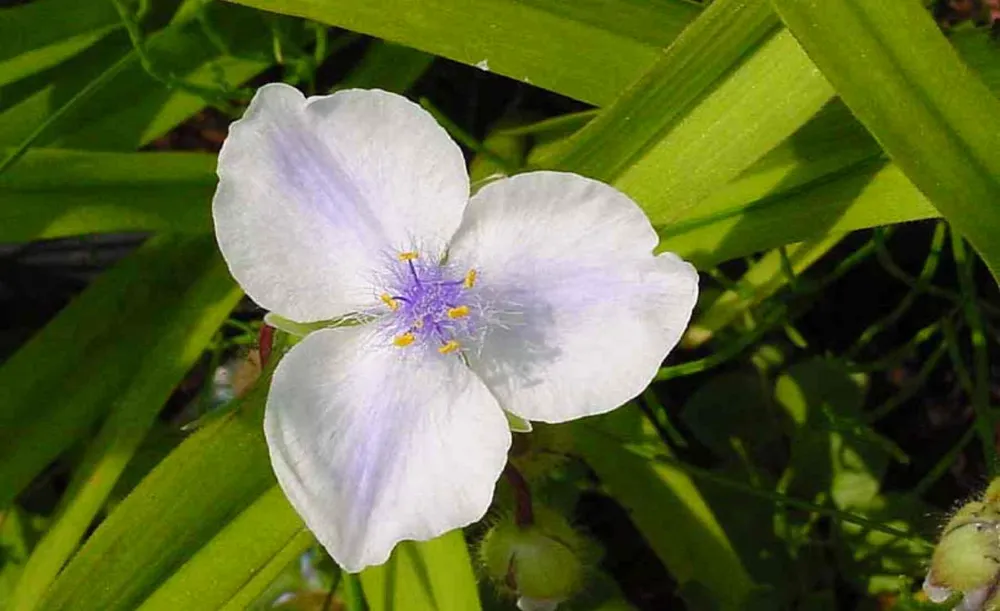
[924,478,1000,610]
[479,506,592,608]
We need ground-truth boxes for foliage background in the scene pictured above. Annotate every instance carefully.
[1,0,999,609]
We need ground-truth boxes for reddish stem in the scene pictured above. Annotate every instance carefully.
[259,324,275,366]
[504,463,534,528]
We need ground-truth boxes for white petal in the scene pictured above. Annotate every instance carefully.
[957,586,991,611]
[517,597,561,611]
[213,84,469,322]
[922,575,953,603]
[264,325,510,572]
[448,171,698,422]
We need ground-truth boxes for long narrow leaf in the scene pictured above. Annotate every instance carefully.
[573,407,756,609]
[225,0,701,105]
[0,235,229,508]
[770,0,1000,282]
[0,0,120,87]
[359,531,482,611]
[0,149,215,243]
[10,242,241,610]
[136,486,309,611]
[35,371,275,611]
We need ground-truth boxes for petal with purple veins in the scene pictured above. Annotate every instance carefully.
[448,171,699,423]
[213,84,469,322]
[264,325,510,572]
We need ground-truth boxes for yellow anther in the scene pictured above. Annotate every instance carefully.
[393,332,415,347]
[380,293,399,311]
[398,251,419,261]
[438,340,461,354]
[463,269,477,289]
[447,305,470,319]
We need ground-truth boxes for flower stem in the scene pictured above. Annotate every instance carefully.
[504,463,534,528]
[259,324,275,366]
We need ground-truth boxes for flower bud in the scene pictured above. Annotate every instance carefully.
[479,506,591,605]
[924,477,1000,610]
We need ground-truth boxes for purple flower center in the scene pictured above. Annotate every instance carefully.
[378,253,480,354]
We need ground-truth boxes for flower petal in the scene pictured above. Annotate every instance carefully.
[957,586,992,611]
[517,597,561,611]
[213,84,469,321]
[265,325,510,572]
[922,575,953,603]
[448,171,698,422]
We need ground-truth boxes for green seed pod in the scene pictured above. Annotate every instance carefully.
[478,506,590,604]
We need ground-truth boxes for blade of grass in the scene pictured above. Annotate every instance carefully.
[217,529,315,611]
[572,406,756,609]
[543,1,837,225]
[10,245,241,610]
[0,0,121,87]
[0,149,216,243]
[0,235,229,509]
[0,3,282,154]
[225,0,701,106]
[359,531,481,611]
[36,370,277,611]
[136,486,310,611]
[770,0,1000,283]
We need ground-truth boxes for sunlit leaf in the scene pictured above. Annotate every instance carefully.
[573,407,756,609]
[35,371,275,611]
[771,0,1000,283]
[9,237,240,610]
[226,0,701,105]
[359,531,482,611]
[0,0,120,87]
[0,235,234,510]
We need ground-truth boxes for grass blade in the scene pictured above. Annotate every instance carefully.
[770,0,1000,282]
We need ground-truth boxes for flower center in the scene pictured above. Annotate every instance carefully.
[379,251,479,355]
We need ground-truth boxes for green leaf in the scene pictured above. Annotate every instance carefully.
[0,507,38,608]
[0,149,215,243]
[137,486,311,611]
[0,235,231,509]
[775,359,884,512]
[546,0,780,181]
[217,530,315,611]
[0,0,120,87]
[770,0,1000,282]
[832,493,933,596]
[537,0,836,243]
[359,531,482,611]
[680,371,778,461]
[662,156,937,269]
[36,377,275,611]
[337,41,434,94]
[572,407,755,610]
[0,2,275,152]
[9,238,240,610]
[225,0,701,105]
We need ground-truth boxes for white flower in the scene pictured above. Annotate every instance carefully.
[212,83,699,572]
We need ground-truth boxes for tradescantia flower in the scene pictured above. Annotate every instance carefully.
[212,83,699,572]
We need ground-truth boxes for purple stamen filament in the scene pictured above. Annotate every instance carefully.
[381,251,478,354]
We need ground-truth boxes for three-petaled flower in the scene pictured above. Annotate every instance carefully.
[212,83,699,572]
